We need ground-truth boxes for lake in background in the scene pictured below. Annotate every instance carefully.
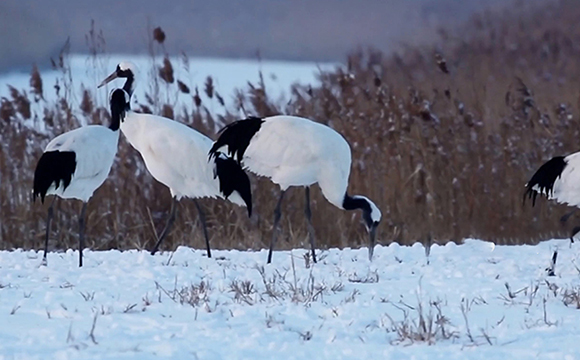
[0,55,337,120]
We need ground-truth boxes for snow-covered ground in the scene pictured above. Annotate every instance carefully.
[2,239,580,359]
[0,55,335,117]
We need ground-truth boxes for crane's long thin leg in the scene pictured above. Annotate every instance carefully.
[304,187,317,263]
[267,190,287,264]
[78,202,88,267]
[42,196,57,266]
[193,199,211,258]
[570,226,580,245]
[151,197,178,255]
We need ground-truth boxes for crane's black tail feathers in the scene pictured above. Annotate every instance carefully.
[33,151,77,203]
[214,154,252,217]
[208,117,264,164]
[524,156,566,207]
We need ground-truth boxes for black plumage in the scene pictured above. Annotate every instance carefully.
[343,194,376,230]
[33,151,77,203]
[209,117,264,163]
[524,156,567,206]
[109,88,130,130]
[214,154,252,217]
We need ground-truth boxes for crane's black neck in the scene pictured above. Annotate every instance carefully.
[109,89,130,131]
[122,74,135,96]
[343,193,374,229]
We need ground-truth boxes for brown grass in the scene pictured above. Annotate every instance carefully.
[384,297,458,345]
[1,0,580,254]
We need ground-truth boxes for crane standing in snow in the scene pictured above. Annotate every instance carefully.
[98,62,252,257]
[524,154,580,243]
[33,88,129,267]
[209,115,382,263]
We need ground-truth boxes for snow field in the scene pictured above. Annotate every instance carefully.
[1,239,580,359]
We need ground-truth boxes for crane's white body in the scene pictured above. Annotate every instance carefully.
[243,116,350,207]
[224,115,380,221]
[43,126,119,202]
[536,152,580,207]
[121,111,245,206]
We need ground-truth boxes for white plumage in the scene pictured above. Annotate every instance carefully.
[98,62,252,257]
[525,154,580,205]
[525,153,580,241]
[122,113,246,205]
[33,88,128,267]
[210,115,382,262]
[41,126,118,201]
[245,117,349,203]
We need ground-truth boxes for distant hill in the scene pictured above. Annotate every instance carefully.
[1,0,511,73]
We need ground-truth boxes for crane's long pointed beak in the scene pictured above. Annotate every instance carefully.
[368,224,378,261]
[98,71,118,88]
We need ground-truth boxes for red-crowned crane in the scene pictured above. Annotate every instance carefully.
[525,154,580,243]
[209,115,381,263]
[98,62,252,257]
[33,88,128,267]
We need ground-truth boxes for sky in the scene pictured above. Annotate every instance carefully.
[0,0,509,73]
